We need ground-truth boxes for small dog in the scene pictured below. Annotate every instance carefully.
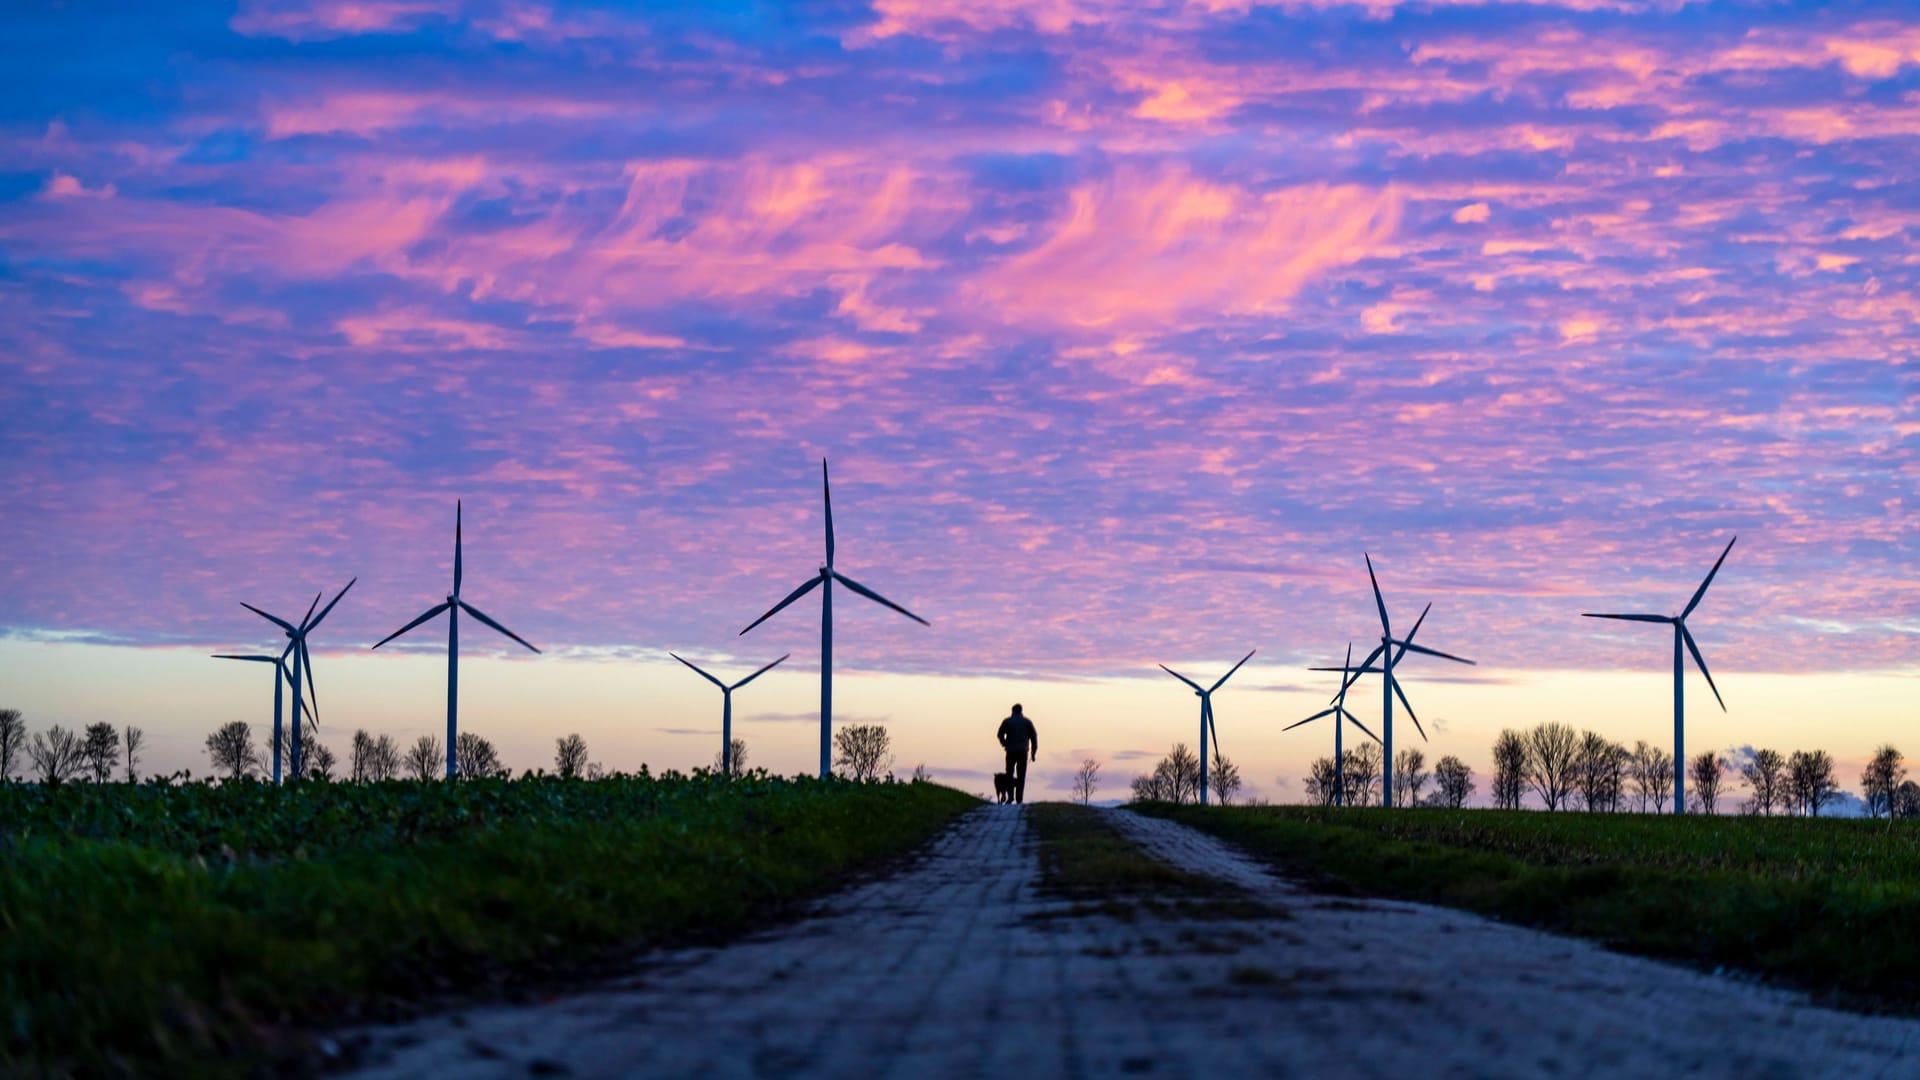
[993,772,1015,803]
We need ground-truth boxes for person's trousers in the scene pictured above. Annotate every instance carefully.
[1005,750,1029,803]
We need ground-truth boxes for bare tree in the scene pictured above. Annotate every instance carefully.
[1787,749,1838,817]
[369,734,401,781]
[1209,747,1242,805]
[1303,756,1340,806]
[30,724,86,783]
[350,729,377,782]
[275,726,335,781]
[1689,751,1727,814]
[1861,745,1905,818]
[123,725,144,782]
[455,732,504,779]
[1894,780,1920,819]
[1627,741,1655,812]
[1133,743,1201,804]
[1342,743,1382,808]
[1073,757,1102,804]
[833,724,893,781]
[1393,748,1428,807]
[1740,748,1786,815]
[0,709,25,781]
[1524,722,1579,812]
[205,721,260,781]
[1131,769,1170,802]
[1645,746,1673,813]
[1574,733,1627,812]
[713,738,748,775]
[910,763,931,782]
[1491,729,1527,810]
[554,733,590,778]
[81,722,120,784]
[404,734,443,781]
[1434,755,1475,808]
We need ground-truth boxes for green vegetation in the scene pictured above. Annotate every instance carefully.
[0,773,977,1075]
[1137,803,1920,1008]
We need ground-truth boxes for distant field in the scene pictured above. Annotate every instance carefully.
[0,774,978,1075]
[1136,804,1920,1010]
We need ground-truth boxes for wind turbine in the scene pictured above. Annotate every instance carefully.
[373,501,541,778]
[740,459,929,780]
[1285,643,1379,806]
[1581,535,1736,816]
[1313,556,1474,808]
[212,643,314,783]
[671,652,789,776]
[1157,649,1255,806]
[242,579,354,780]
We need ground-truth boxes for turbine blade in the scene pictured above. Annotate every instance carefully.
[671,652,727,690]
[731,652,790,690]
[1337,642,1387,701]
[241,602,297,635]
[301,638,319,722]
[212,654,274,663]
[822,458,835,568]
[1365,553,1392,640]
[1159,664,1204,692]
[1392,639,1476,666]
[1310,665,1383,674]
[372,601,452,649]
[1581,613,1673,624]
[298,591,321,631]
[1682,535,1737,618]
[1399,603,1432,647]
[1285,707,1337,731]
[1335,642,1354,706]
[307,577,357,633]
[1206,698,1220,757]
[830,570,929,626]
[456,599,541,654]
[1681,624,1726,712]
[1341,709,1381,745]
[740,574,824,635]
[454,499,464,596]
[1208,648,1257,693]
[1393,677,1428,741]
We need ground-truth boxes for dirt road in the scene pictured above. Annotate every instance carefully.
[342,806,1920,1078]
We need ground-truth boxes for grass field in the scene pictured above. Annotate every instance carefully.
[0,773,978,1075]
[1136,803,1920,1010]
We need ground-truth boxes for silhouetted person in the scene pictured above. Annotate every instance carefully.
[997,704,1038,804]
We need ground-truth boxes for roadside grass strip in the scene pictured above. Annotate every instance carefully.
[1136,803,1920,1011]
[0,774,978,1076]
[1024,803,1274,922]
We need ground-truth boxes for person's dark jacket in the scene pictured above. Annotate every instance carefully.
[997,715,1038,760]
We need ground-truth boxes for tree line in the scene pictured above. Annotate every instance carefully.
[1479,721,1917,817]
[0,709,917,786]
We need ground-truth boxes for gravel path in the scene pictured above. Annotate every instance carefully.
[341,806,1920,1079]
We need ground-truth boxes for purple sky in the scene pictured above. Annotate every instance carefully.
[2,0,1916,687]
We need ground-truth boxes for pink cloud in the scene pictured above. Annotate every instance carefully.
[972,168,1400,329]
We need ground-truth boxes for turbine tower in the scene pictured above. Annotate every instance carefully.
[373,501,540,778]
[1581,536,1736,816]
[1157,649,1254,806]
[1313,556,1474,807]
[242,579,354,780]
[1285,643,1378,806]
[212,643,313,784]
[671,652,789,776]
[740,459,928,779]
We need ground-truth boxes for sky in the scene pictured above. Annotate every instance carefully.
[1,0,1916,803]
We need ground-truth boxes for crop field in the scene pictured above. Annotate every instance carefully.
[0,773,977,1075]
[1138,804,1920,1010]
